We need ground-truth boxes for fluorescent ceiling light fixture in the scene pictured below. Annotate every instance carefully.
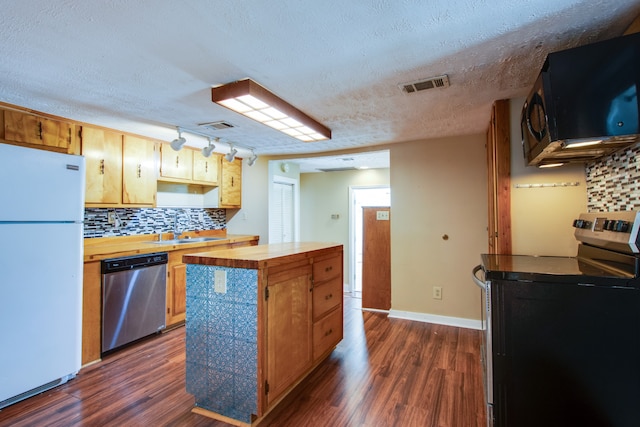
[225,144,238,162]
[211,79,331,142]
[562,139,603,149]
[170,127,187,151]
[201,137,217,158]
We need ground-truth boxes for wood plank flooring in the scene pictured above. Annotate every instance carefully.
[0,295,486,427]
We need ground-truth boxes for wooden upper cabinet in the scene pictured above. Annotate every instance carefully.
[219,157,242,208]
[4,110,76,151]
[193,153,220,185]
[160,143,193,181]
[122,135,156,205]
[82,126,123,205]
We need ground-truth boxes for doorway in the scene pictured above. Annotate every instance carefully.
[349,186,391,295]
[269,176,298,244]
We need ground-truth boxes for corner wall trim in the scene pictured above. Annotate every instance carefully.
[388,309,482,330]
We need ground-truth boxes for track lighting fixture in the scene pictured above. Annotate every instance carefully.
[170,127,187,151]
[201,137,217,158]
[247,150,258,166]
[225,144,238,162]
[211,79,331,142]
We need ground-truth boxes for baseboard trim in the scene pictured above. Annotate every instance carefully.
[388,309,482,330]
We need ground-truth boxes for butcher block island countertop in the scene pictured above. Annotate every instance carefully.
[183,242,344,426]
[182,241,343,268]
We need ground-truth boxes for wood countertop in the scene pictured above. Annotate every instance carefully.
[182,242,343,269]
[84,233,260,262]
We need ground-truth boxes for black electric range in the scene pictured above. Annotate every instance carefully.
[473,211,640,427]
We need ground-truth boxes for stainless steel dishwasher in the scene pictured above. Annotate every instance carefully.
[101,252,168,353]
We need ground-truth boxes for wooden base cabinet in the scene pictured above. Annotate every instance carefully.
[183,243,343,425]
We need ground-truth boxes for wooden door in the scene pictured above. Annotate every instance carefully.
[160,143,193,180]
[167,262,186,326]
[122,135,156,205]
[220,157,242,207]
[266,265,312,406]
[40,117,75,150]
[362,207,391,310]
[82,126,122,205]
[193,153,220,184]
[4,110,74,150]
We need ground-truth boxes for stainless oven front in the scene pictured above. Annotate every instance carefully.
[472,265,493,427]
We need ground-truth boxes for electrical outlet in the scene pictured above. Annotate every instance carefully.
[433,286,442,300]
[108,211,116,224]
[214,270,227,294]
[376,210,390,220]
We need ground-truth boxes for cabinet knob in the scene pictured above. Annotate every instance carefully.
[325,266,332,272]
[325,328,333,337]
[325,293,332,300]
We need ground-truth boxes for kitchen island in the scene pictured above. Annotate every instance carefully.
[182,242,344,425]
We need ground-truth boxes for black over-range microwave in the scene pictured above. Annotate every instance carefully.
[521,32,640,167]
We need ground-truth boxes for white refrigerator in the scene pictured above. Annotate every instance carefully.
[0,143,85,409]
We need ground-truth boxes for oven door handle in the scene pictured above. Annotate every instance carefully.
[472,264,486,290]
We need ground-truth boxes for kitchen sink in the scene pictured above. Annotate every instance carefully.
[149,237,226,245]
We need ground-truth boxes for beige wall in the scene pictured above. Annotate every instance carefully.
[508,97,587,256]
[236,98,588,323]
[390,135,487,321]
[300,168,391,285]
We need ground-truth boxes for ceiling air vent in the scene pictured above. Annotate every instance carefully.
[399,74,450,94]
[199,121,235,131]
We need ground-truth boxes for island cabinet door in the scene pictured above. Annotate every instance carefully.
[265,263,313,407]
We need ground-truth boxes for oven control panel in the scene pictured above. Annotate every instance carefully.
[573,211,640,253]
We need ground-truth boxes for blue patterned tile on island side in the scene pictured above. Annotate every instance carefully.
[233,339,257,378]
[234,303,258,343]
[233,374,258,420]
[186,264,213,299]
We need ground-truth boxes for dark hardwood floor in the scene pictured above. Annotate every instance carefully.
[0,295,486,427]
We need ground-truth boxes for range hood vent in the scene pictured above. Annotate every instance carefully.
[399,75,450,94]
[199,121,235,131]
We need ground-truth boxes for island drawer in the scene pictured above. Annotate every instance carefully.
[313,276,342,320]
[313,254,341,283]
[313,306,343,360]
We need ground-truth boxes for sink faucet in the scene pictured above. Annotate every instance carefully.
[173,209,189,239]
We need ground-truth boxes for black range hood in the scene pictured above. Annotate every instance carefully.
[521,32,640,167]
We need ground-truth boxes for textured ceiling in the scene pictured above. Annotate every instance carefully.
[1,0,639,165]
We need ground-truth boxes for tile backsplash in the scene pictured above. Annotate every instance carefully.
[84,208,226,238]
[586,143,640,212]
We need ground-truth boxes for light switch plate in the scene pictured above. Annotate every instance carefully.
[214,270,227,294]
[376,210,390,220]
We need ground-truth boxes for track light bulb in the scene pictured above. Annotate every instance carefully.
[202,137,216,158]
[170,127,186,151]
[248,151,258,166]
[225,144,238,162]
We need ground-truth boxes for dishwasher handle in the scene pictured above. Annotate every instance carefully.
[472,264,486,290]
[102,252,168,274]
